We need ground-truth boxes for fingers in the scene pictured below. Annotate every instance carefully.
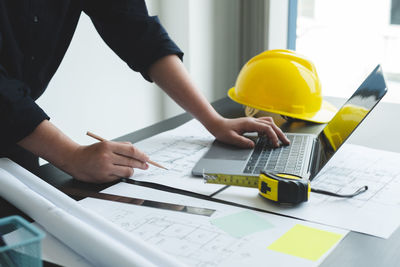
[108,142,149,177]
[68,141,153,184]
[255,117,290,146]
[112,152,149,170]
[96,141,150,177]
[227,133,256,149]
[241,117,287,147]
[271,123,290,145]
[212,116,290,149]
[111,142,150,163]
[110,165,135,178]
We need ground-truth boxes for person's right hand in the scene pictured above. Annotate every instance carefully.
[66,141,150,183]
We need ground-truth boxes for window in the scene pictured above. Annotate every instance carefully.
[291,0,400,103]
[391,0,400,25]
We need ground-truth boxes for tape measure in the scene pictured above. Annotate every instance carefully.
[204,171,310,204]
[204,171,368,205]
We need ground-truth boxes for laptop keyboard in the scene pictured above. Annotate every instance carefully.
[243,135,308,175]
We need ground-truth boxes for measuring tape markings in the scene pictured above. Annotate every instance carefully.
[204,174,259,187]
[204,173,304,203]
[204,172,367,204]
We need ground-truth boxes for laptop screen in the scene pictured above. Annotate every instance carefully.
[315,65,388,174]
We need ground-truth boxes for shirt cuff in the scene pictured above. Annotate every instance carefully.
[140,50,184,82]
[2,101,50,147]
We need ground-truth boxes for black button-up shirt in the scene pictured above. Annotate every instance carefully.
[0,0,183,150]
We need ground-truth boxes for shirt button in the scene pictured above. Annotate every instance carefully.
[31,56,35,61]
[33,15,39,23]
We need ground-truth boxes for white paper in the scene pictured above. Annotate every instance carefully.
[132,119,224,195]
[79,182,348,267]
[0,169,152,267]
[213,144,400,238]
[32,223,92,267]
[0,159,184,267]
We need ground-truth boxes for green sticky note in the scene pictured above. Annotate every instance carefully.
[268,224,343,261]
[211,211,274,238]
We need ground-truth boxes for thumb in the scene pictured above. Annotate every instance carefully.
[229,134,255,148]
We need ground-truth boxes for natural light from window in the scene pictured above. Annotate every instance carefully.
[296,0,400,103]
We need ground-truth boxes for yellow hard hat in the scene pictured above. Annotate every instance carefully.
[228,49,337,123]
[322,104,368,151]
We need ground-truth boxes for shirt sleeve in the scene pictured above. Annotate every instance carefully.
[0,63,50,148]
[83,0,184,82]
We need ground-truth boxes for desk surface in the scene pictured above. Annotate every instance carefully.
[2,96,400,267]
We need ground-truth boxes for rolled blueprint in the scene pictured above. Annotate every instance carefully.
[0,159,184,267]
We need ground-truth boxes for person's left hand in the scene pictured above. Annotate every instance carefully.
[206,116,290,148]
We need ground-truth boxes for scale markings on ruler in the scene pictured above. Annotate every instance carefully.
[205,174,259,188]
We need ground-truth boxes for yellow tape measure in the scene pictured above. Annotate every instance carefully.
[205,171,311,205]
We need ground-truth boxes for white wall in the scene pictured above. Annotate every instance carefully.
[211,0,242,99]
[36,0,243,146]
[157,0,241,117]
[37,11,161,144]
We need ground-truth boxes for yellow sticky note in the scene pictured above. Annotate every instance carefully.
[268,224,343,261]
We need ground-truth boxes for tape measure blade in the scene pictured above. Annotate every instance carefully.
[204,174,259,188]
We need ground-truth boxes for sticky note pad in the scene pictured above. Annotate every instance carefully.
[211,211,274,238]
[268,224,343,261]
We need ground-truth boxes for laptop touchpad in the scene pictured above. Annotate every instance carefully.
[203,140,252,161]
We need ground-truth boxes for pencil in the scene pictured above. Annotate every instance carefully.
[86,131,168,170]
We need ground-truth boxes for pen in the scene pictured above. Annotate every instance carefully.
[86,131,168,170]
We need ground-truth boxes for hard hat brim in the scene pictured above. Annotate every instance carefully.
[228,87,338,124]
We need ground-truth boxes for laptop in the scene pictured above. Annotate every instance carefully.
[192,65,388,180]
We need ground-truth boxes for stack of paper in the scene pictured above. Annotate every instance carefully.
[0,159,348,266]
[0,159,183,267]
[80,182,348,266]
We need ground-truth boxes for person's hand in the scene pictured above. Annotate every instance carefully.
[65,141,149,183]
[207,116,290,148]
